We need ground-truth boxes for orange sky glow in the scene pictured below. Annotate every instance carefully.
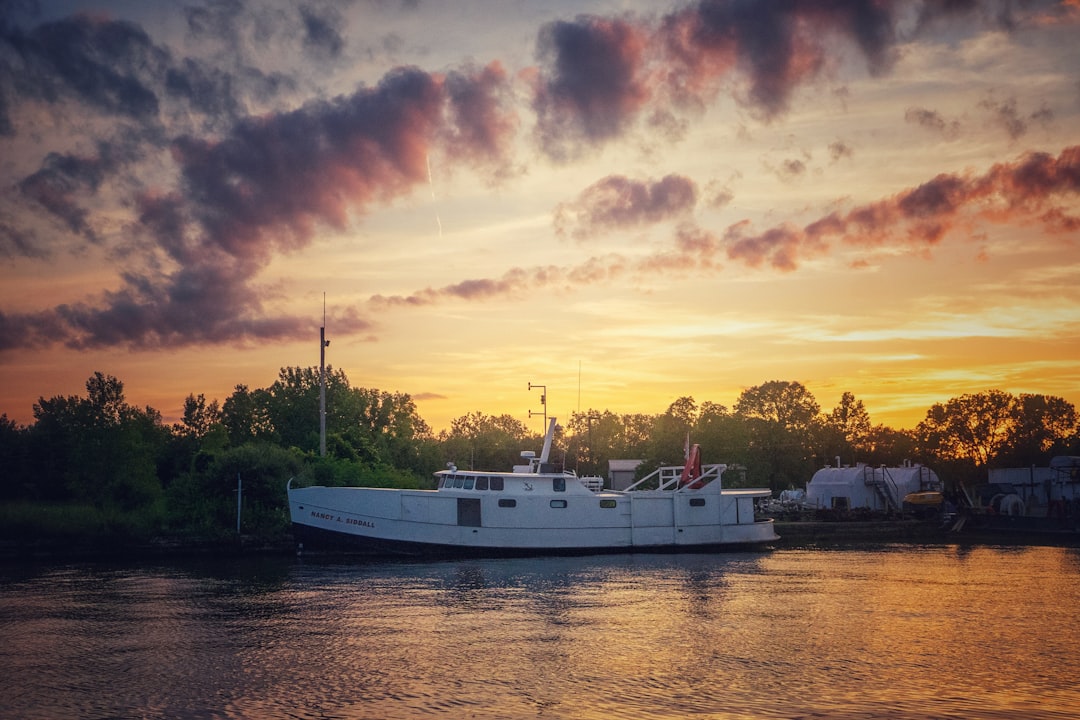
[1,1,1079,434]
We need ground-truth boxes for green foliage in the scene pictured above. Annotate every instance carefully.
[166,443,303,541]
[25,373,168,512]
[302,455,425,489]
[441,411,538,471]
[5,367,1079,550]
[0,501,164,544]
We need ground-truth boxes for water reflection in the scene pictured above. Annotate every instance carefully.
[1,546,1079,719]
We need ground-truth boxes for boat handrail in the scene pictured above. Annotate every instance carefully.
[624,462,727,492]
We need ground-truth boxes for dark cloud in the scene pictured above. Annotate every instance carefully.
[443,62,519,171]
[15,142,141,244]
[659,1,898,120]
[980,95,1055,140]
[554,174,698,239]
[528,1,1038,157]
[533,15,651,160]
[0,216,46,259]
[300,4,346,60]
[905,106,961,139]
[2,14,168,121]
[0,58,518,351]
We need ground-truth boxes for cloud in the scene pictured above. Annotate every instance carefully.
[828,140,854,162]
[554,174,698,239]
[905,106,962,139]
[2,14,168,122]
[300,4,346,61]
[527,0,1046,158]
[725,145,1080,270]
[0,53,518,351]
[979,95,1054,140]
[532,15,651,160]
[366,145,1080,307]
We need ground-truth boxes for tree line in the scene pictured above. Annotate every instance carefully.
[1,369,1077,545]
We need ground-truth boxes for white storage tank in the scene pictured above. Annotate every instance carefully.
[806,464,940,512]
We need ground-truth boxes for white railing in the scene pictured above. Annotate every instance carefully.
[624,463,727,492]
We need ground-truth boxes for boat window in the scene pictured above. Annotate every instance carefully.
[476,476,489,491]
[454,475,465,489]
[600,499,617,509]
[463,476,475,490]
[689,498,706,507]
[498,499,516,508]
[550,500,567,509]
[553,477,566,492]
[490,477,504,491]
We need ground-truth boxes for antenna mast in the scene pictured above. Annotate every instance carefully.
[320,294,329,457]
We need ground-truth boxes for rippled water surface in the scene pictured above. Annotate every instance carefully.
[2,544,1079,719]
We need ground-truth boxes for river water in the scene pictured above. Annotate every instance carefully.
[1,544,1078,719]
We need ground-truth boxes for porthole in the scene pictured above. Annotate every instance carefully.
[550,500,567,509]
[600,499,617,509]
[689,498,706,507]
[498,498,516,508]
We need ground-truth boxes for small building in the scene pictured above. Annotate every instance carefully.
[805,463,940,513]
[608,459,643,491]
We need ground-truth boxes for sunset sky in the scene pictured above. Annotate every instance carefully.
[2,0,1079,434]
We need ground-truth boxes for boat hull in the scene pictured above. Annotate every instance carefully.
[288,484,778,557]
[291,522,777,557]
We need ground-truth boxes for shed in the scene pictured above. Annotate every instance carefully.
[805,464,940,512]
[608,459,643,491]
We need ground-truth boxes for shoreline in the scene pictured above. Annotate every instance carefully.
[2,519,1078,564]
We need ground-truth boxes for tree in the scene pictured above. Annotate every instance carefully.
[734,381,822,492]
[734,380,821,433]
[222,384,274,446]
[177,393,223,440]
[441,412,535,471]
[637,397,699,471]
[27,373,166,512]
[999,393,1078,466]
[916,390,1016,466]
[0,414,30,498]
[821,392,872,463]
[693,402,751,467]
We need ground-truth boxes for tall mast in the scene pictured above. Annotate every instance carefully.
[320,294,329,457]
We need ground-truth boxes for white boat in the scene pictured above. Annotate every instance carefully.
[287,418,778,556]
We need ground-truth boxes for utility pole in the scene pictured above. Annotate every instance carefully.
[528,382,547,430]
[320,294,329,457]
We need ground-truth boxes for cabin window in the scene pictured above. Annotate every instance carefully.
[476,476,489,491]
[438,476,448,488]
[550,500,567,509]
[498,499,516,508]
[463,477,475,490]
[600,499,617,509]
[454,475,465,489]
[689,498,706,507]
[832,497,849,510]
[490,477,504,491]
[553,477,566,492]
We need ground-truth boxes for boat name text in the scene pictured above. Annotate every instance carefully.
[310,510,374,529]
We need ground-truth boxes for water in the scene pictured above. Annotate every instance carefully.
[2,545,1079,719]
